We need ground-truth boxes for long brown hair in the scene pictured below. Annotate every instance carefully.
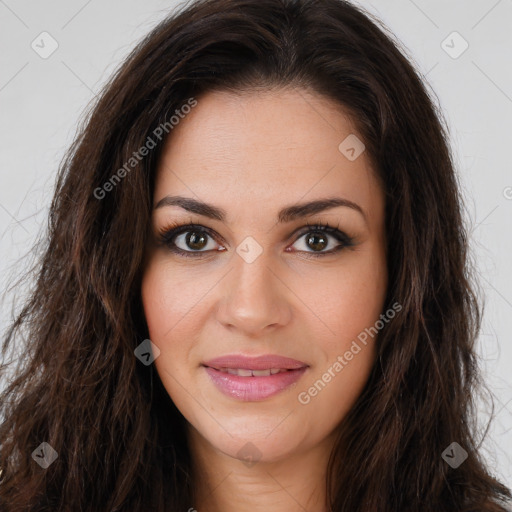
[1,0,510,510]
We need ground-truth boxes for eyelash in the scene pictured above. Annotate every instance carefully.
[156,220,355,259]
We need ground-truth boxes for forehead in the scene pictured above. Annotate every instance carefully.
[153,87,383,226]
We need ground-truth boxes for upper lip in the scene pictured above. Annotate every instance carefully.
[202,354,308,371]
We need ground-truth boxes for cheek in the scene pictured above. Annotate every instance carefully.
[141,264,192,411]
[294,270,386,426]
[141,259,209,391]
[304,254,387,348]
[141,261,190,378]
[141,258,205,340]
[295,247,387,405]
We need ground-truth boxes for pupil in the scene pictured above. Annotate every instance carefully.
[307,233,327,251]
[187,232,207,250]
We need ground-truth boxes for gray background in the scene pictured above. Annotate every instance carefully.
[1,0,511,488]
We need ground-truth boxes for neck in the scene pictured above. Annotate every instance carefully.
[187,426,336,512]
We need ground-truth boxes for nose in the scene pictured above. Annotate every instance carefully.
[215,249,292,337]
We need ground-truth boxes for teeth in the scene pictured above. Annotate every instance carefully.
[252,369,271,377]
[217,368,289,377]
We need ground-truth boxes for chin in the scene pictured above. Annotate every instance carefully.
[188,409,315,465]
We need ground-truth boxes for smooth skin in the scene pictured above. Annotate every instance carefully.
[141,87,388,512]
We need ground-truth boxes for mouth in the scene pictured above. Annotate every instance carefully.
[201,354,309,401]
[205,367,294,377]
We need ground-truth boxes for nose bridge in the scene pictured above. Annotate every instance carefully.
[216,242,290,334]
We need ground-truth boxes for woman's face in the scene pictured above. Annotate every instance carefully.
[141,87,387,464]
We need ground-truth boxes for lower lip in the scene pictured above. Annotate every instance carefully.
[203,366,308,401]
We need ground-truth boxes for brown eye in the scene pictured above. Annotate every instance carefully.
[168,229,220,254]
[183,231,209,251]
[305,233,328,252]
[289,223,354,257]
[157,224,225,258]
[158,221,353,260]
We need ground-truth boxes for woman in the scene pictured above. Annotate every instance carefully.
[1,0,510,510]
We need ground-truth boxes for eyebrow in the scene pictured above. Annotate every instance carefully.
[154,195,367,224]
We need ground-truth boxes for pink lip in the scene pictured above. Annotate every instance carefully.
[202,354,309,401]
